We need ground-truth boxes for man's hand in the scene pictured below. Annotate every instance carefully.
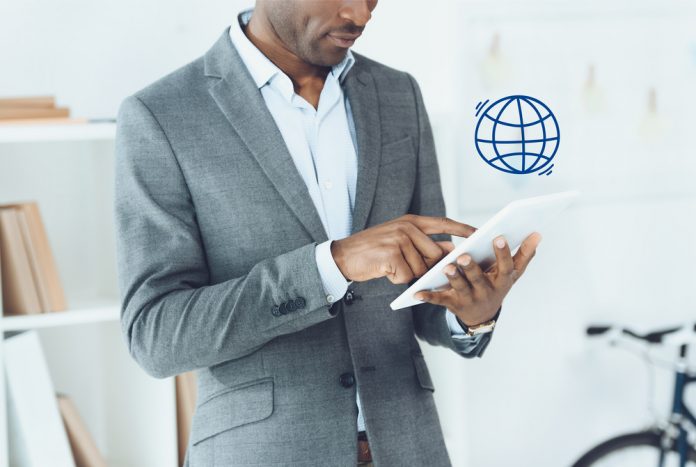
[330,214,475,283]
[414,233,542,327]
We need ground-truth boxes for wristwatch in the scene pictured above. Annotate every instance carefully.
[456,307,501,337]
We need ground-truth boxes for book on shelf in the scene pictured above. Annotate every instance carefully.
[0,94,73,124]
[0,107,70,120]
[17,207,50,311]
[57,393,109,467]
[5,330,76,467]
[0,201,67,315]
[176,371,198,467]
[0,96,55,108]
[0,208,41,314]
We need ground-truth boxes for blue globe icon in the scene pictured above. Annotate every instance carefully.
[474,95,560,175]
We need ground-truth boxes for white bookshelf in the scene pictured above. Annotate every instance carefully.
[0,123,178,467]
[0,121,116,144]
[0,303,119,332]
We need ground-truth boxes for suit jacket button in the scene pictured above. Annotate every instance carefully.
[294,297,306,309]
[286,300,297,313]
[339,372,355,388]
[271,305,281,317]
[279,302,288,315]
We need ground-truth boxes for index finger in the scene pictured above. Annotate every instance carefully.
[408,215,476,238]
[400,222,449,267]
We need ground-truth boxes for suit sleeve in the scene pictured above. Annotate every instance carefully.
[404,73,495,359]
[114,95,339,378]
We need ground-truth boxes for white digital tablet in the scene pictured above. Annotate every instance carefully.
[389,190,580,310]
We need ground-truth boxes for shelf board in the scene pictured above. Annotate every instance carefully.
[1,302,120,331]
[0,121,116,144]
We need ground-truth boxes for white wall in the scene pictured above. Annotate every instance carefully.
[360,2,696,464]
[3,0,696,466]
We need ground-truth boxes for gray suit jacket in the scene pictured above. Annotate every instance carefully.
[114,27,491,467]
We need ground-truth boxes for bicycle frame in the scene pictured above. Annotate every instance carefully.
[660,343,696,467]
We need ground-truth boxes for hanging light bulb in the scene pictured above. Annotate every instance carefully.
[639,86,667,143]
[582,63,605,114]
[481,32,511,89]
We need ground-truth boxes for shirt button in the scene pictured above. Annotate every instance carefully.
[328,303,340,316]
[339,372,355,388]
[344,289,355,305]
[323,180,333,190]
[343,289,361,306]
[326,294,335,303]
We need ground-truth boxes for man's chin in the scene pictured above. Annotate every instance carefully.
[308,45,349,68]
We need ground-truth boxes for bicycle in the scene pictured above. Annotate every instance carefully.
[572,323,696,467]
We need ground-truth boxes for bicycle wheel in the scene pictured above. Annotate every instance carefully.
[573,430,696,467]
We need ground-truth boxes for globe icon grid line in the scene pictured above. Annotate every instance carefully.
[474,95,560,175]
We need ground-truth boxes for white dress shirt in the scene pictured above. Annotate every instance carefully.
[229,7,471,433]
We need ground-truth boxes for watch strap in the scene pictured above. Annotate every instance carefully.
[456,306,502,336]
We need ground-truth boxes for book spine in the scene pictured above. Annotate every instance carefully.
[0,208,42,315]
[16,208,50,312]
[0,96,55,108]
[57,394,108,467]
[24,202,67,311]
[0,107,70,120]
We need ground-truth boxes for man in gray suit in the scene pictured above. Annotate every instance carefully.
[114,1,541,465]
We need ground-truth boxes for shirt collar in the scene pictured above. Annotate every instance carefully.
[229,8,355,92]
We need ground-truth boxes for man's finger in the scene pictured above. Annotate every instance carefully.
[384,254,415,284]
[512,232,542,277]
[414,289,452,308]
[400,241,429,278]
[442,263,473,296]
[436,240,455,254]
[456,254,490,293]
[408,215,476,238]
[399,222,448,267]
[492,235,514,284]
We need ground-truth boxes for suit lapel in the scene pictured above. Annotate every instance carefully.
[204,29,328,244]
[203,29,382,243]
[343,66,382,235]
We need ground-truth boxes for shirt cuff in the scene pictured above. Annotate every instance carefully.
[446,309,489,357]
[446,309,469,336]
[315,240,351,304]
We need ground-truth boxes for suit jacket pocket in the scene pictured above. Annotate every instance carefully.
[380,135,415,167]
[411,351,435,392]
[190,377,274,446]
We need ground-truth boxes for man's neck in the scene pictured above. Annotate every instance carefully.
[244,12,330,104]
